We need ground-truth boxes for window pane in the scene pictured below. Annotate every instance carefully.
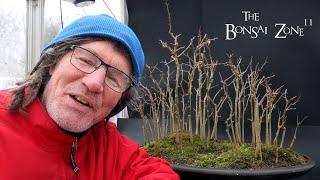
[43,0,122,46]
[0,0,26,89]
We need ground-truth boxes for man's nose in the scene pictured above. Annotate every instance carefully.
[81,67,106,93]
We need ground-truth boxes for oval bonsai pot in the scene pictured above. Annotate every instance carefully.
[172,156,315,180]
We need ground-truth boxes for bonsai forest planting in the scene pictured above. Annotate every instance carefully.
[131,2,308,169]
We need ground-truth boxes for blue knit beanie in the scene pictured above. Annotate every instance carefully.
[43,14,144,81]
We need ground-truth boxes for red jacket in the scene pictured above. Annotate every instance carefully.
[0,90,179,180]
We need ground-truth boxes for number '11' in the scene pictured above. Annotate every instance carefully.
[304,19,312,26]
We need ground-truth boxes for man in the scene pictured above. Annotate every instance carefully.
[0,14,179,179]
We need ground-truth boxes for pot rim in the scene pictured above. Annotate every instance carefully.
[172,155,315,176]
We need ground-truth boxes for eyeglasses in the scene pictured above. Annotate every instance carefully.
[69,45,134,93]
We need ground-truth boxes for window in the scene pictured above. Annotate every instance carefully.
[0,0,26,89]
[43,0,125,46]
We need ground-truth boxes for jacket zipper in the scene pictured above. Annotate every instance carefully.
[70,137,80,174]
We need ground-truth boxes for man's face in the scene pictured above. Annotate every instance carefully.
[42,40,132,133]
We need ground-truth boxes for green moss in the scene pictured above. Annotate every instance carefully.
[143,131,307,169]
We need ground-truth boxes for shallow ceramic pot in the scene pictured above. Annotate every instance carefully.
[172,156,315,180]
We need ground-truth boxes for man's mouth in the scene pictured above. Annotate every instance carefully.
[70,95,91,107]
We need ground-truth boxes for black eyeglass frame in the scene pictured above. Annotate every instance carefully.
[69,45,135,93]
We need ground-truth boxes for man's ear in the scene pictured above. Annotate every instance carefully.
[49,65,56,75]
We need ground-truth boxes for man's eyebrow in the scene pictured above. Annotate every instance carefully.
[84,47,105,61]
[87,47,123,68]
